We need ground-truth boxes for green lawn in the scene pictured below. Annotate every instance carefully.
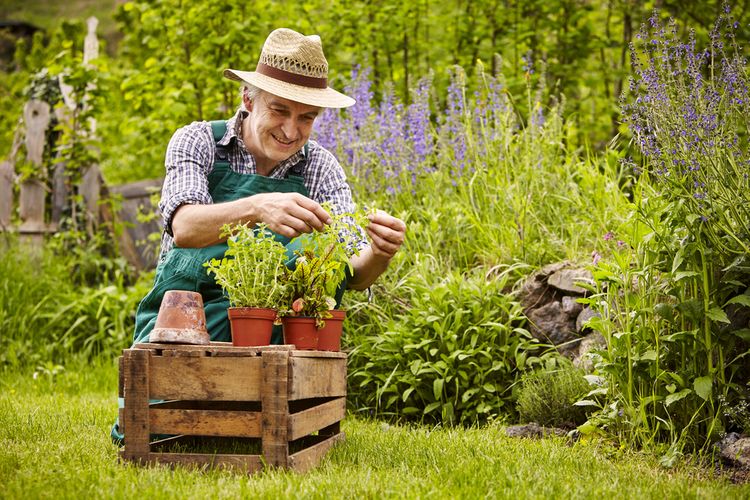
[0,359,747,499]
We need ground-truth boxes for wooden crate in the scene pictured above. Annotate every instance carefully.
[118,342,347,473]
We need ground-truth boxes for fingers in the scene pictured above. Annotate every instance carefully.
[366,210,406,258]
[253,192,331,238]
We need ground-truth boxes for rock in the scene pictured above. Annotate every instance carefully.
[572,332,606,371]
[562,296,583,316]
[576,306,600,333]
[505,423,567,439]
[527,301,579,346]
[548,268,594,295]
[720,434,750,468]
[519,261,570,310]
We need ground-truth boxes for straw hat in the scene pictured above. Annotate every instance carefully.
[224,28,355,109]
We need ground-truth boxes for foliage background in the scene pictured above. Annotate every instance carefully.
[1,0,750,457]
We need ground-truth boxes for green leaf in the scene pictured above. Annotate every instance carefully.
[731,328,750,341]
[674,271,699,282]
[433,378,444,400]
[693,376,712,401]
[726,295,750,308]
[706,307,730,324]
[665,388,691,407]
[574,399,600,407]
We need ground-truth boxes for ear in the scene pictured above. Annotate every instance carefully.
[243,91,253,112]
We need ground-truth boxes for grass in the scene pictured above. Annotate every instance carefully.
[0,358,747,499]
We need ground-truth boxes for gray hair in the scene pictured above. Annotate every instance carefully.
[240,84,263,111]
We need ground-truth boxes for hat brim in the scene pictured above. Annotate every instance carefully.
[224,69,355,109]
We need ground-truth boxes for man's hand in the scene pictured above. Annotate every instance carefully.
[250,192,332,238]
[365,210,406,259]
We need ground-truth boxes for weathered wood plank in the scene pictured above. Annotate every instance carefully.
[288,357,347,401]
[261,350,289,468]
[290,350,347,359]
[149,356,262,401]
[288,433,345,473]
[150,409,262,438]
[23,100,49,167]
[118,356,123,398]
[288,397,346,441]
[0,161,14,229]
[148,452,263,473]
[122,349,150,461]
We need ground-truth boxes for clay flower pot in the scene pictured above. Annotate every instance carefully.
[228,307,276,346]
[281,316,319,350]
[317,310,346,351]
[151,290,210,345]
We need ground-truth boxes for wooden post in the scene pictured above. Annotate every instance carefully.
[79,164,102,233]
[83,17,99,65]
[0,161,13,230]
[261,350,290,468]
[122,349,151,462]
[19,101,50,247]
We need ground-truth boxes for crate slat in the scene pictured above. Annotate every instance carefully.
[150,409,262,438]
[149,356,262,401]
[288,433,345,473]
[288,357,347,401]
[288,397,346,441]
[148,452,263,473]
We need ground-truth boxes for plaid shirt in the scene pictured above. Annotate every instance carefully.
[158,109,364,261]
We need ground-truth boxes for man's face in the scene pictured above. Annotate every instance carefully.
[242,91,320,172]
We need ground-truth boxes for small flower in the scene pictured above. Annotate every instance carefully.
[603,231,614,241]
[592,250,602,265]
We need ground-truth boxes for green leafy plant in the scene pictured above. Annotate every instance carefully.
[516,361,591,428]
[347,261,558,425]
[204,223,289,309]
[279,206,370,327]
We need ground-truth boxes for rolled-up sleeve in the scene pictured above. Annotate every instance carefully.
[159,123,214,236]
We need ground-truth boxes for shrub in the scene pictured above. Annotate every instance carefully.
[347,262,557,425]
[0,235,150,368]
[516,361,591,428]
[586,6,750,452]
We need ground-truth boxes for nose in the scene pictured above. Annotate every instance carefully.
[280,118,296,140]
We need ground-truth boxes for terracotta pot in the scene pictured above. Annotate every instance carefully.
[317,310,346,351]
[281,316,318,350]
[228,307,276,346]
[151,290,210,345]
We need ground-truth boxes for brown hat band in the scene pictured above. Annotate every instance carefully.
[256,63,328,89]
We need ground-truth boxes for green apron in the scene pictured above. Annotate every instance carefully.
[113,121,346,444]
[132,151,309,345]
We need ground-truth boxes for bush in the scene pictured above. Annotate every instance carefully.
[0,235,151,368]
[516,361,591,428]
[346,262,557,425]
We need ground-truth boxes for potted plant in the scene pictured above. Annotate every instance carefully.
[204,223,288,346]
[279,207,368,350]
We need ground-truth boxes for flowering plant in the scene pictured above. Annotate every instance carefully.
[204,223,289,309]
[278,205,370,327]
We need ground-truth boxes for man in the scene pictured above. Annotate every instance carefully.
[132,27,406,344]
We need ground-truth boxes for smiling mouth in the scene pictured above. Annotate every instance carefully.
[271,133,295,146]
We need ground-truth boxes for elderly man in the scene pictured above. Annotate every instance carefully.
[132,28,406,344]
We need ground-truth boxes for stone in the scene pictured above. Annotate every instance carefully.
[527,301,578,346]
[576,306,600,333]
[562,295,583,316]
[505,423,567,439]
[548,268,594,295]
[519,261,570,310]
[720,434,750,468]
[572,332,606,372]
